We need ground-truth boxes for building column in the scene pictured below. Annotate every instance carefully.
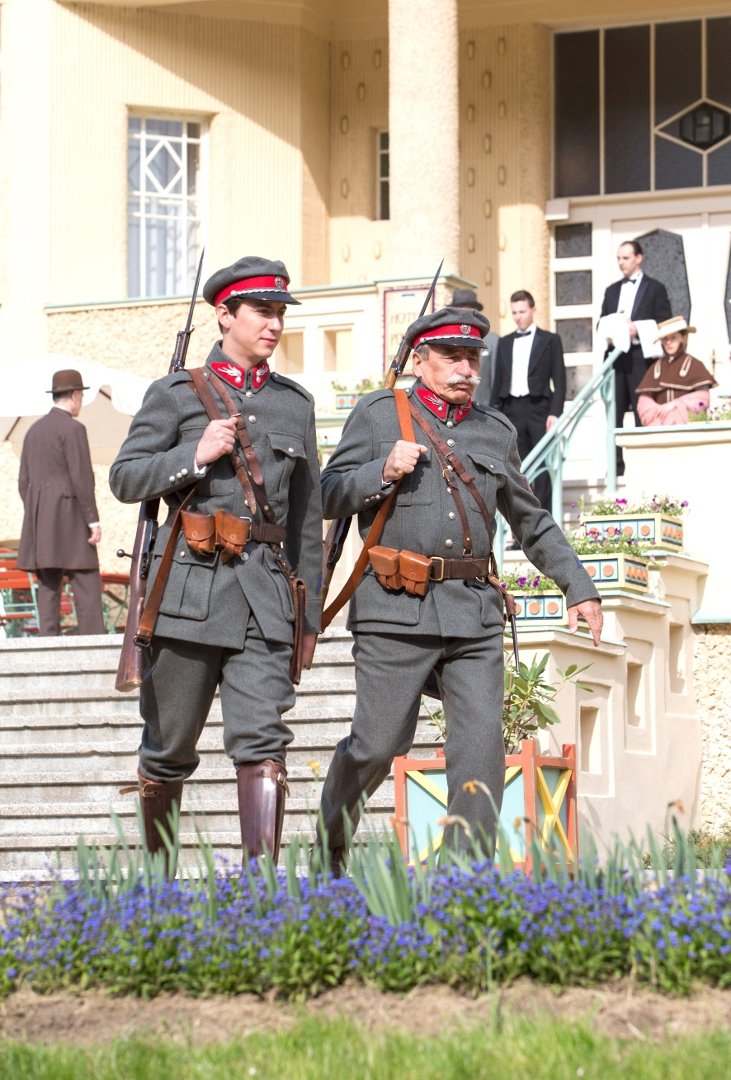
[388,0,460,277]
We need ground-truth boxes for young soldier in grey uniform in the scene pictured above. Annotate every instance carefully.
[110,256,322,869]
[317,307,603,867]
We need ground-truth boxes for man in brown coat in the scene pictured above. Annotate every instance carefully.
[17,369,106,635]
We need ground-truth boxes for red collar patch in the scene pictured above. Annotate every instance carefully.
[251,360,270,390]
[415,385,473,423]
[210,360,270,391]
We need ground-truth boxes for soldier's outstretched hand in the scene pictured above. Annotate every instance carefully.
[382,439,428,485]
[567,598,603,646]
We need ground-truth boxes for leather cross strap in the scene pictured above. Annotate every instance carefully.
[407,399,519,666]
[320,388,415,630]
[408,401,493,555]
[188,367,259,514]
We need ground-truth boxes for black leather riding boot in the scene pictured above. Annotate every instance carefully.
[236,759,288,863]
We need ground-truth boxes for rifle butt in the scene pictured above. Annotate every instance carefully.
[114,500,158,693]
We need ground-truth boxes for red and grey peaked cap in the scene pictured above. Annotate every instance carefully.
[203,255,301,307]
[407,306,491,351]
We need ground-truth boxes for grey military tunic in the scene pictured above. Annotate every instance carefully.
[317,383,598,853]
[322,384,598,631]
[109,344,322,780]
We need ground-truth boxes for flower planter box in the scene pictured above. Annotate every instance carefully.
[335,391,367,411]
[578,552,650,592]
[512,590,567,628]
[393,740,578,873]
[581,513,683,552]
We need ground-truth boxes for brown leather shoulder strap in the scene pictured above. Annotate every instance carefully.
[188,367,261,516]
[321,388,414,630]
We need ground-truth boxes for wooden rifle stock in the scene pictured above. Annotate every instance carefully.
[115,503,159,692]
[114,248,205,692]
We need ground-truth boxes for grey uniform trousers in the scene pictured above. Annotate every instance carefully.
[138,617,296,784]
[319,626,506,854]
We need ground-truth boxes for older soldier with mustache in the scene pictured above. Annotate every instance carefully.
[315,307,602,872]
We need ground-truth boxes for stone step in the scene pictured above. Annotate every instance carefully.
[0,638,356,691]
[0,714,437,751]
[0,686,362,721]
[0,809,395,883]
[0,629,435,882]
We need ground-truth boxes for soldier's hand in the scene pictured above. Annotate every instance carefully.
[567,598,603,646]
[382,440,428,484]
[195,417,238,466]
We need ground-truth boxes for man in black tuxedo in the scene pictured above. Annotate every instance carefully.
[490,290,566,514]
[600,240,671,474]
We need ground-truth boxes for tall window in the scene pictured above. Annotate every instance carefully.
[554,18,731,197]
[376,130,390,220]
[127,115,204,298]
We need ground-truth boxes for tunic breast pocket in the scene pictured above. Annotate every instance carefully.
[157,547,217,621]
[267,432,306,501]
[465,451,504,513]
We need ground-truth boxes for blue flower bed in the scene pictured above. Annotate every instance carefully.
[1,861,729,1000]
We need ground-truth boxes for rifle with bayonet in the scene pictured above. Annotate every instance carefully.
[114,249,205,692]
[320,260,443,626]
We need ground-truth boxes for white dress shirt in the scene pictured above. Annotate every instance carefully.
[509,325,536,397]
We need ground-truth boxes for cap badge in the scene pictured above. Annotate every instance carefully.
[274,276,285,289]
[460,324,470,334]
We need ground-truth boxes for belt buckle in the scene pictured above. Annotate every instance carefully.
[239,516,252,542]
[430,556,445,582]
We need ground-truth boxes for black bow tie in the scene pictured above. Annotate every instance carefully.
[625,277,638,284]
[516,330,532,337]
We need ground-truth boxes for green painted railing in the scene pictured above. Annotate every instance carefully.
[494,347,622,562]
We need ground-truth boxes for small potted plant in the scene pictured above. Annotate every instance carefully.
[578,494,688,552]
[567,528,655,592]
[688,402,731,423]
[499,569,566,627]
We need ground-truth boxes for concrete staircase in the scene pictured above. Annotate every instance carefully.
[0,629,439,882]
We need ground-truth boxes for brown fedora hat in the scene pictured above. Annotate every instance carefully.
[47,369,89,394]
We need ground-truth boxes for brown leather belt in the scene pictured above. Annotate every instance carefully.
[429,556,491,581]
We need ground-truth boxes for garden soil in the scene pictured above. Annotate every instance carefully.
[1,981,729,1046]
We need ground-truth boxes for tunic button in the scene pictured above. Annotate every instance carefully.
[169,475,176,482]
[446,420,454,428]
[242,552,249,561]
[246,391,253,397]
[181,468,188,477]
[374,494,381,501]
[248,415,256,423]
[179,551,186,558]
[288,447,294,453]
[448,511,456,520]
[445,539,454,549]
[176,471,182,479]
[447,438,455,447]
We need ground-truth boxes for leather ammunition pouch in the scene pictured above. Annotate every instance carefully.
[181,508,287,562]
[368,546,491,598]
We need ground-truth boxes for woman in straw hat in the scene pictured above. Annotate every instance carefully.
[636,316,717,426]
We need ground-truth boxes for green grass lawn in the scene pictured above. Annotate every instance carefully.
[2,1016,730,1080]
